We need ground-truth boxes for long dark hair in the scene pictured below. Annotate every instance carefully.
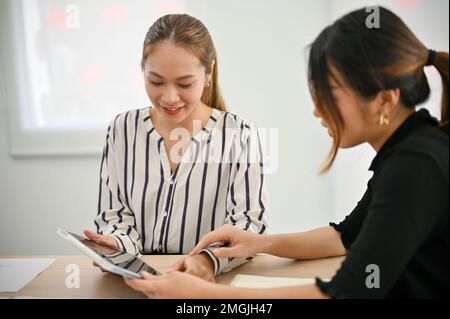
[308,6,449,173]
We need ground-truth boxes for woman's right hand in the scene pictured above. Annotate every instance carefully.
[189,224,264,258]
[83,229,119,272]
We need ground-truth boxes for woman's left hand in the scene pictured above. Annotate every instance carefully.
[124,271,216,299]
[167,254,215,282]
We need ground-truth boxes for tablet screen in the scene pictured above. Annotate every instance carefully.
[68,231,160,276]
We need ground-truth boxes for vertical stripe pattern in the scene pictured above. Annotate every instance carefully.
[95,107,269,274]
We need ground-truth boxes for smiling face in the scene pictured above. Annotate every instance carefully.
[143,40,210,126]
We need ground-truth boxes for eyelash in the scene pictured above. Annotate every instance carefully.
[150,82,192,89]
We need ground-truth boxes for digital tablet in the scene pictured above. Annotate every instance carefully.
[57,228,162,279]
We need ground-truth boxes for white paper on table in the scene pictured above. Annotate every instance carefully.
[230,274,330,289]
[0,258,56,292]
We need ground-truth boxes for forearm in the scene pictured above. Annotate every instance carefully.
[261,226,346,260]
[211,284,329,299]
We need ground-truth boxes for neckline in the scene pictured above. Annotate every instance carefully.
[143,106,221,142]
[142,106,222,177]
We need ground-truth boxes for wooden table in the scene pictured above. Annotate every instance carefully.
[0,255,344,298]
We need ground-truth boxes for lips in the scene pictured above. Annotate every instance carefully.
[162,106,185,116]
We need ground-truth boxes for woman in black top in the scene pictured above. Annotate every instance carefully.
[124,7,449,298]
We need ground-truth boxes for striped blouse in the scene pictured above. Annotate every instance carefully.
[94,106,269,275]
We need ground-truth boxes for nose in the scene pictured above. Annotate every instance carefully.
[160,86,180,106]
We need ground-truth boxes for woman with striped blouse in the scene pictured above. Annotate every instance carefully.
[83,14,268,281]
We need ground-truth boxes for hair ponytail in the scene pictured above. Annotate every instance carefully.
[201,55,227,111]
[431,51,449,134]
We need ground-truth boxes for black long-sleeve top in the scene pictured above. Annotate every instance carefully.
[316,109,449,298]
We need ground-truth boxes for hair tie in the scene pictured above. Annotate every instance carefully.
[426,49,436,66]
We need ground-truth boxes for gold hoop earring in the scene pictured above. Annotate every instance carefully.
[379,114,389,126]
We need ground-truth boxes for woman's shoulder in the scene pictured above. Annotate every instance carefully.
[218,110,259,132]
[211,110,262,156]
[104,107,149,143]
[217,111,262,145]
[398,125,448,159]
[389,126,449,181]
[107,107,148,129]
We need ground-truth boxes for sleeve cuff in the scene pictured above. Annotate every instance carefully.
[329,222,343,232]
[111,234,140,256]
[199,248,220,276]
[329,222,352,249]
[315,277,347,299]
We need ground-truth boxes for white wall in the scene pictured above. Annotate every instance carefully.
[0,0,448,255]
[188,0,335,234]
